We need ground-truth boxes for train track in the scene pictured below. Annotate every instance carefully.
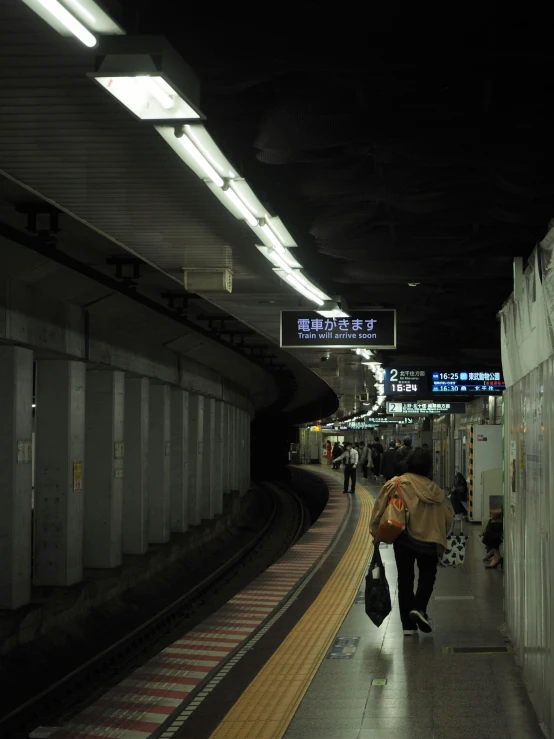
[1,482,307,739]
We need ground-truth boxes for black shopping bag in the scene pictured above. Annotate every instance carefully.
[364,546,392,627]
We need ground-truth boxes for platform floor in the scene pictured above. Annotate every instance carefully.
[45,470,544,739]
[283,477,544,739]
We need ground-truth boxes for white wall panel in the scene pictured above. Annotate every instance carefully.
[504,355,554,736]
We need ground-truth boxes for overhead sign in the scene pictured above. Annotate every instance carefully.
[280,310,396,349]
[384,368,427,395]
[387,401,467,415]
[385,368,505,396]
[431,371,504,394]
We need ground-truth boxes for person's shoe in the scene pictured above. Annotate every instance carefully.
[485,557,504,570]
[409,610,432,633]
[403,629,418,636]
[483,550,494,562]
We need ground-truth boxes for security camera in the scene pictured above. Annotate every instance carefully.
[320,352,331,362]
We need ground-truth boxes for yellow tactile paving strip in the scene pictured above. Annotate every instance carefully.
[209,476,374,739]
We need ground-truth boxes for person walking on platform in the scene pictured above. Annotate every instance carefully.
[334,442,359,494]
[359,442,369,478]
[394,436,412,476]
[369,447,452,635]
[331,441,343,470]
[371,436,384,480]
[381,440,398,481]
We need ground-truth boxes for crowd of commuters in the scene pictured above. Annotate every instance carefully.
[327,436,415,494]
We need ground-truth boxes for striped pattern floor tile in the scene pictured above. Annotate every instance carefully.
[52,474,348,738]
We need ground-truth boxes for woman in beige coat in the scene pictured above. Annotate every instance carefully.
[369,447,453,635]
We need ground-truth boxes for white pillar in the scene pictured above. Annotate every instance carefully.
[34,360,86,586]
[170,388,189,533]
[123,377,149,554]
[202,397,216,520]
[84,370,125,569]
[188,394,204,526]
[230,405,238,492]
[0,346,33,609]
[148,384,171,543]
[214,401,224,516]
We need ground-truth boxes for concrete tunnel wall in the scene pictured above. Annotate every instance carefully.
[0,277,256,610]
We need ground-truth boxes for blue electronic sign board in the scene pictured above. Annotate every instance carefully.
[431,370,504,394]
[385,368,505,397]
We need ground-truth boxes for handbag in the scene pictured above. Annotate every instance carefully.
[440,518,469,567]
[365,546,392,627]
[375,477,408,544]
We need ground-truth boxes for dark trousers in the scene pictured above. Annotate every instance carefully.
[451,491,467,516]
[394,541,438,628]
[343,464,356,492]
[362,462,368,478]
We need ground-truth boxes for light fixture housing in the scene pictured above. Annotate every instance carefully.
[317,308,350,318]
[274,269,325,306]
[256,245,302,270]
[156,126,236,189]
[21,0,123,44]
[89,37,204,120]
[292,271,331,302]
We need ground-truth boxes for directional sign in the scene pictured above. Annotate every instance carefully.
[387,401,467,415]
[345,418,414,429]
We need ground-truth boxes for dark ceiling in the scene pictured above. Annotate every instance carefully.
[117,2,554,368]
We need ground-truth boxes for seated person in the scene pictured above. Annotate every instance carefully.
[482,513,503,569]
[450,471,468,520]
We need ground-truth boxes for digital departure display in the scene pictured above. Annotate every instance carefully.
[431,371,504,394]
[384,368,428,396]
[385,368,505,397]
[280,310,396,349]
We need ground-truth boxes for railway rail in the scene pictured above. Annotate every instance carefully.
[1,481,308,739]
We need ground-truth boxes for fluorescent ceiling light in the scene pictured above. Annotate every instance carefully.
[291,271,331,302]
[222,186,257,226]
[22,0,98,46]
[284,274,324,305]
[23,0,125,36]
[265,216,297,247]
[230,181,266,219]
[177,131,223,186]
[256,245,301,270]
[95,76,200,120]
[318,308,350,318]
[274,269,324,306]
[185,125,236,179]
[257,221,286,254]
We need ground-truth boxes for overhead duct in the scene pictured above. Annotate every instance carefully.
[182,244,233,293]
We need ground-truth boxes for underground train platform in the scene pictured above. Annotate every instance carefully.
[1,469,543,739]
[2,1,554,737]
